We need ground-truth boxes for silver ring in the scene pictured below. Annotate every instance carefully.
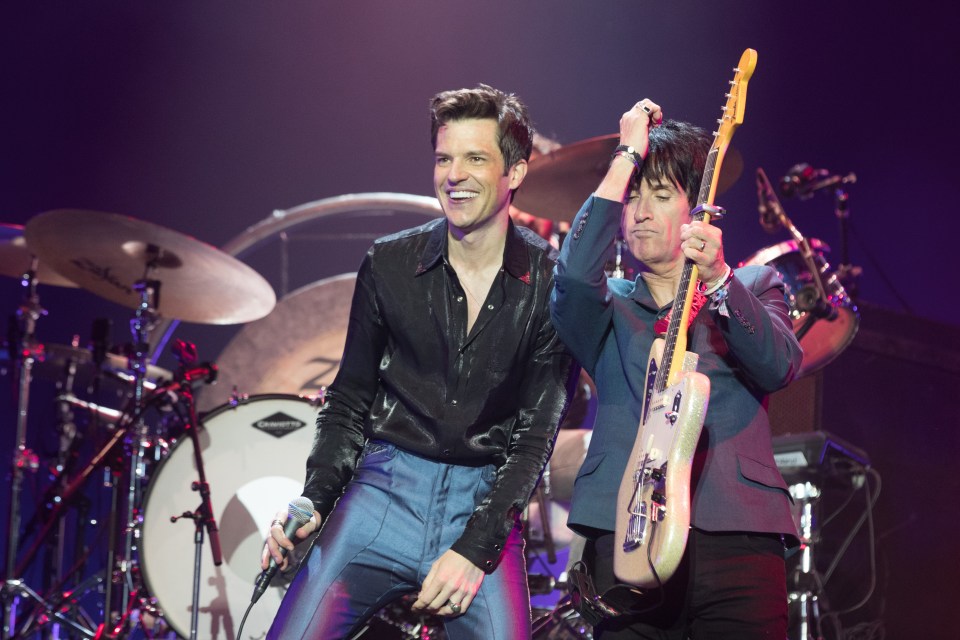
[448,600,462,614]
[699,240,706,252]
[271,519,284,528]
[640,104,652,114]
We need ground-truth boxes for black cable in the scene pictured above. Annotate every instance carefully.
[235,600,256,640]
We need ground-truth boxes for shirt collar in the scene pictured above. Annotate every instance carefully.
[415,217,532,285]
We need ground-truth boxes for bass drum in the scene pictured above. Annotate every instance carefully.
[141,394,318,640]
[740,238,859,378]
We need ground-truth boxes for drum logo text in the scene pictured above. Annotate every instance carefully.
[252,412,307,438]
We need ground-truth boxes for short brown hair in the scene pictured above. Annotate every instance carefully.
[430,84,535,173]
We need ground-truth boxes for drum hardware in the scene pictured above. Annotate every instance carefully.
[747,168,860,378]
[3,259,52,640]
[3,578,99,639]
[532,595,594,639]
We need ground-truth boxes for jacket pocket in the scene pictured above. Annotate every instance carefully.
[737,453,791,496]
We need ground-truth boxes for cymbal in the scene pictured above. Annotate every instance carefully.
[0,224,78,287]
[512,134,744,222]
[24,210,276,324]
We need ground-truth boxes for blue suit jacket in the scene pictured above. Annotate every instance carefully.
[550,196,802,541]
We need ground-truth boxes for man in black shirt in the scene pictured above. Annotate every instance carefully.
[262,84,578,639]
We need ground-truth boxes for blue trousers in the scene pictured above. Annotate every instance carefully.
[267,441,531,639]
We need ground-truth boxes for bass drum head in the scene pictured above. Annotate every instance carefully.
[141,394,318,640]
[740,238,859,378]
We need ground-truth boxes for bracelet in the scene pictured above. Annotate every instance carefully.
[701,264,734,296]
[611,144,643,173]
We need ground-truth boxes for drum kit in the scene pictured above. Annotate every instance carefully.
[1,138,859,640]
[1,211,280,639]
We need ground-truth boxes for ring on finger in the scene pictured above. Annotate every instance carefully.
[640,104,652,115]
[448,600,462,614]
[699,240,706,252]
[271,519,284,528]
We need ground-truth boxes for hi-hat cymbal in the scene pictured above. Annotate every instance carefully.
[24,210,276,324]
[0,224,78,287]
[10,342,172,386]
[512,134,744,222]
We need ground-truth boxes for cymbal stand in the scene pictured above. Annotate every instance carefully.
[103,276,160,637]
[167,342,222,640]
[3,261,45,640]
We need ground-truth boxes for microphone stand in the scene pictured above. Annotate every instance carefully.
[757,168,836,339]
[169,349,222,640]
[832,186,859,298]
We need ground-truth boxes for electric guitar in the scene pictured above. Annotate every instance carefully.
[613,48,758,588]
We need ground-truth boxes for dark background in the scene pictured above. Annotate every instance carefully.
[1,2,956,638]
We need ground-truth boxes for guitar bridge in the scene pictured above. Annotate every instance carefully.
[624,481,647,551]
[623,453,670,551]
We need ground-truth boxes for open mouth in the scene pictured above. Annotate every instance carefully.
[447,190,478,203]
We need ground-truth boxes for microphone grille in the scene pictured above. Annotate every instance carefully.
[288,496,315,525]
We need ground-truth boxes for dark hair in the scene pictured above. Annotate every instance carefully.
[430,84,535,173]
[634,121,711,205]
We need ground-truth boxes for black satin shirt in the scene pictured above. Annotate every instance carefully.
[302,217,579,572]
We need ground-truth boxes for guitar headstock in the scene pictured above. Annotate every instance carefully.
[718,48,757,148]
[703,48,757,206]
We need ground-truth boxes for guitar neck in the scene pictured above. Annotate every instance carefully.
[655,49,757,392]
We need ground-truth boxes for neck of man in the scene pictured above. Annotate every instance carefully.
[639,260,685,308]
[447,208,509,274]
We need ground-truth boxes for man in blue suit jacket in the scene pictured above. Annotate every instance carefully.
[550,98,802,639]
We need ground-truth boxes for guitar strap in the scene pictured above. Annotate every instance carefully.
[653,290,707,336]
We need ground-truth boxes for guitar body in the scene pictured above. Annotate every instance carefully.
[614,339,709,587]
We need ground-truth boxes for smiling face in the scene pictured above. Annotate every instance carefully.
[622,175,693,273]
[433,118,527,234]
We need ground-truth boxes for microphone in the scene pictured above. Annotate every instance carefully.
[251,496,314,603]
[779,163,857,199]
[756,167,782,233]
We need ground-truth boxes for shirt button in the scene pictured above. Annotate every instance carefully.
[443,449,452,456]
[451,399,458,405]
[487,304,494,310]
[457,296,464,303]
